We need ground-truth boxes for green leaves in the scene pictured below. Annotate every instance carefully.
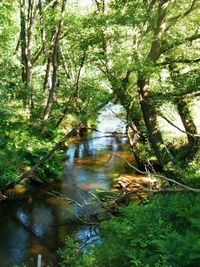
[59,193,200,267]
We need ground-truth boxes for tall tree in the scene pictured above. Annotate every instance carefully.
[43,0,67,121]
[105,0,200,168]
[20,0,37,116]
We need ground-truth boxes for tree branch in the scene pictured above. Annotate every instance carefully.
[163,34,200,53]
[19,120,84,184]
[32,43,45,64]
[110,153,200,192]
[166,0,198,32]
[38,0,58,20]
[158,57,200,66]
[159,113,200,137]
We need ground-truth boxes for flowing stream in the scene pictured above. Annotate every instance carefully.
[0,103,135,266]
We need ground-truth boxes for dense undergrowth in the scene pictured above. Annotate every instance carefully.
[59,193,200,267]
[0,96,68,188]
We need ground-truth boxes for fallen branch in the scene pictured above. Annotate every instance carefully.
[83,127,126,135]
[126,185,200,195]
[19,121,84,184]
[110,153,200,193]
[18,99,113,185]
[47,190,114,218]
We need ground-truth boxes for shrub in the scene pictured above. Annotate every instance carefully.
[59,193,200,267]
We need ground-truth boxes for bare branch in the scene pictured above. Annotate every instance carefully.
[94,0,101,11]
[32,43,45,64]
[38,0,58,20]
[163,34,200,53]
[14,32,21,55]
[19,120,85,184]
[110,153,200,192]
[159,113,200,137]
[158,57,200,66]
[47,189,114,218]
[148,0,158,11]
[127,186,200,195]
[166,0,198,32]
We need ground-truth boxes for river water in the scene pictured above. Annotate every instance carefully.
[0,104,135,266]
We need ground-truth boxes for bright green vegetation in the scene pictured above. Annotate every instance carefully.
[0,0,200,265]
[59,193,200,267]
[0,0,200,189]
[0,0,111,188]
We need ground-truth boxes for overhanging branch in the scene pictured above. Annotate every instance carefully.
[163,33,200,53]
[165,0,198,32]
[159,113,200,138]
[19,120,84,184]
[158,57,200,66]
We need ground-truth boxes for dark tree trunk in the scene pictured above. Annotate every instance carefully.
[43,0,67,121]
[168,63,199,154]
[20,0,27,84]
[137,74,169,169]
[177,98,199,152]
[43,56,52,92]
[20,0,37,116]
[74,48,87,114]
[135,1,173,169]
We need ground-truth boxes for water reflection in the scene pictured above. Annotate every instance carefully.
[0,103,134,266]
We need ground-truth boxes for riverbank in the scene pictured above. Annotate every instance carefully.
[0,104,135,266]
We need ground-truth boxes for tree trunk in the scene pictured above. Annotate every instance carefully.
[20,0,27,84]
[74,48,87,114]
[136,0,173,169]
[38,0,46,51]
[137,74,169,169]
[177,98,199,152]
[168,63,199,153]
[27,0,37,112]
[20,0,36,117]
[43,56,52,92]
[42,41,59,121]
[43,0,67,121]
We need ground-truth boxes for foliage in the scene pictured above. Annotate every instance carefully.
[58,237,81,267]
[0,0,112,189]
[174,151,200,188]
[58,236,96,267]
[0,1,200,266]
[59,193,200,267]
[0,97,64,187]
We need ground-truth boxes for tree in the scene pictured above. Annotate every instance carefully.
[20,0,38,116]
[43,0,67,121]
[93,0,200,169]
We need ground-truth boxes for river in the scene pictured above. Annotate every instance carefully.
[0,103,135,266]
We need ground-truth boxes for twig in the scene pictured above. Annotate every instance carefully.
[108,107,127,126]
[110,153,200,193]
[47,190,114,217]
[110,153,147,174]
[73,214,99,226]
[88,191,115,212]
[159,113,200,137]
[127,186,200,195]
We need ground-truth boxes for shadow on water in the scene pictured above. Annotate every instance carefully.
[0,103,135,266]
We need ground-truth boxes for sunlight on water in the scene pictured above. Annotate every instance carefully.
[0,103,135,266]
[97,103,126,133]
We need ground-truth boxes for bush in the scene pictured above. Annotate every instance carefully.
[59,193,200,267]
[0,111,64,188]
